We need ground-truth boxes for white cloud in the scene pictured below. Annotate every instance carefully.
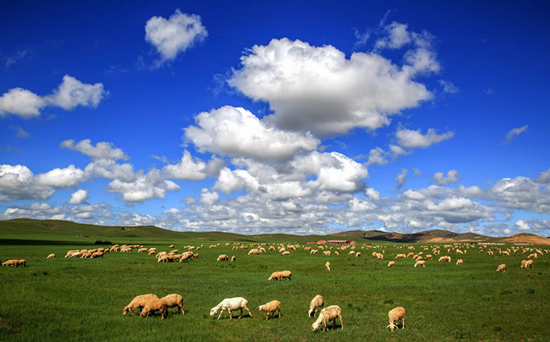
[488,176,550,213]
[389,144,411,160]
[396,128,454,149]
[515,219,531,231]
[439,80,459,94]
[184,106,320,162]
[0,75,107,119]
[145,9,207,66]
[375,22,411,49]
[433,170,460,185]
[504,125,528,144]
[0,88,47,118]
[200,188,220,205]
[45,75,108,110]
[349,197,376,211]
[106,169,180,202]
[394,168,408,189]
[32,165,87,189]
[68,189,89,205]
[366,188,380,201]
[365,147,388,166]
[228,37,435,137]
[61,139,129,161]
[161,150,224,180]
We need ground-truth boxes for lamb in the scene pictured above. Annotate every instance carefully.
[497,264,507,272]
[258,300,281,320]
[161,294,185,315]
[47,254,55,259]
[387,306,406,331]
[141,297,168,319]
[308,295,324,317]
[210,297,252,320]
[414,260,425,268]
[325,261,331,272]
[388,261,395,267]
[217,254,229,261]
[123,294,159,316]
[312,305,343,332]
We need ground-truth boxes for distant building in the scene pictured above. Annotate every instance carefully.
[327,240,356,245]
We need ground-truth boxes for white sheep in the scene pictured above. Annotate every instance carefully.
[258,300,281,320]
[217,254,229,261]
[47,254,55,259]
[456,259,463,265]
[521,259,534,269]
[388,261,395,267]
[210,297,252,320]
[312,305,343,332]
[497,264,506,272]
[387,306,406,331]
[123,294,159,316]
[325,261,330,272]
[308,295,324,317]
[161,294,185,315]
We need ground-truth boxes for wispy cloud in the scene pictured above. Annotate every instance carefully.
[504,125,528,144]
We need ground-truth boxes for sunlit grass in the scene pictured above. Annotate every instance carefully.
[1,239,549,341]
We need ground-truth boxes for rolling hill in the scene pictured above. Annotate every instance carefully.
[1,219,549,245]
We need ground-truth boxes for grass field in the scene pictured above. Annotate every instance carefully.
[1,220,549,341]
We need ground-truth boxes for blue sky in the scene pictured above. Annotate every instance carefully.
[1,0,549,236]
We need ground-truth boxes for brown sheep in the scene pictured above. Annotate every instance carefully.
[312,305,343,332]
[161,294,184,315]
[47,254,55,259]
[141,298,168,319]
[217,254,229,261]
[123,294,159,316]
[258,300,281,320]
[497,264,507,272]
[387,306,406,331]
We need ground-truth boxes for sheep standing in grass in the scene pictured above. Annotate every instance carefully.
[231,255,236,262]
[161,294,185,315]
[497,264,507,272]
[217,254,229,261]
[123,294,159,316]
[47,254,55,259]
[308,295,324,317]
[414,260,425,268]
[388,261,395,268]
[387,306,406,331]
[210,297,252,320]
[16,259,26,267]
[258,300,281,320]
[312,305,343,332]
[456,259,463,265]
[521,260,534,269]
[141,297,168,319]
[325,262,330,272]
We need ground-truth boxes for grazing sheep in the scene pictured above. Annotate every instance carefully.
[210,297,252,320]
[282,251,291,256]
[2,260,17,267]
[387,306,406,331]
[521,259,534,269]
[161,294,185,315]
[497,264,507,272]
[231,255,236,262]
[258,300,281,320]
[323,251,331,256]
[414,260,425,268]
[47,254,55,259]
[308,295,324,317]
[310,250,318,255]
[312,305,343,332]
[456,259,463,265]
[217,254,229,261]
[141,297,168,319]
[123,294,159,316]
[388,261,395,267]
[325,261,331,272]
[356,252,361,258]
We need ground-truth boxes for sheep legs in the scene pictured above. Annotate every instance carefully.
[238,305,253,319]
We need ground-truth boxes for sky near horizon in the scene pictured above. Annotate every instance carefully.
[1,0,549,236]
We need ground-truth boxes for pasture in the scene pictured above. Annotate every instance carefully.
[1,233,549,341]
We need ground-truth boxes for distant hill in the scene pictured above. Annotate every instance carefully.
[1,219,549,245]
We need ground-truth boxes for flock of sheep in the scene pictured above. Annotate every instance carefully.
[2,240,547,335]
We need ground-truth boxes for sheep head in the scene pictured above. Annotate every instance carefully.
[312,321,321,331]
[123,307,130,316]
[258,305,265,312]
[387,323,398,331]
[209,306,220,317]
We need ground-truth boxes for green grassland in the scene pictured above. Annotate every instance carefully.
[1,220,549,342]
